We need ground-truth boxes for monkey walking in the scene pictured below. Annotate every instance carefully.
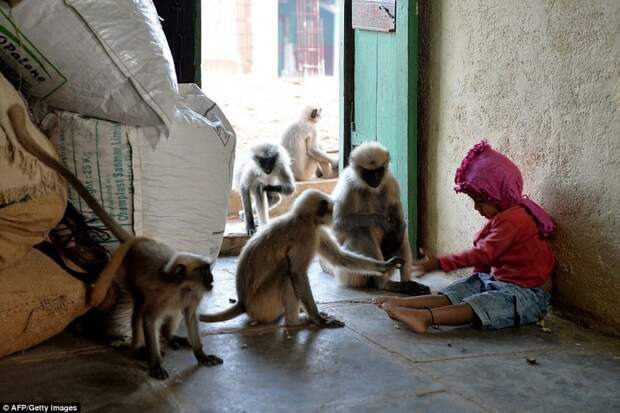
[199,189,403,328]
[281,106,338,181]
[234,142,295,235]
[8,104,223,380]
[328,141,431,296]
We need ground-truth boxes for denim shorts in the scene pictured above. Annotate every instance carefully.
[439,273,551,330]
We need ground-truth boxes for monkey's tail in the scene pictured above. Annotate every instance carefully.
[7,104,132,243]
[199,303,244,323]
[88,237,149,308]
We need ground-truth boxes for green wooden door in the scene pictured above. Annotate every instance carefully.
[341,0,419,250]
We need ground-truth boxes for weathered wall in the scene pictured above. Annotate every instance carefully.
[419,1,620,335]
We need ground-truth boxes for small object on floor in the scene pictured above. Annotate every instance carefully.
[537,319,552,333]
[526,358,539,365]
[393,324,401,329]
[249,320,258,326]
[110,340,126,348]
[229,298,237,304]
[241,344,248,349]
[447,342,452,347]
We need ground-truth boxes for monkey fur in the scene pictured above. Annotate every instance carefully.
[329,141,430,296]
[281,106,338,181]
[234,142,295,235]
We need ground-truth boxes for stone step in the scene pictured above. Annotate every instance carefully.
[220,178,338,256]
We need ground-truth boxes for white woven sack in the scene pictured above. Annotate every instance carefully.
[0,0,177,136]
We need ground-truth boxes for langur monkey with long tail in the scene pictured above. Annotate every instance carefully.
[8,104,222,380]
[200,189,403,327]
[328,141,431,295]
[234,142,296,235]
[281,106,338,181]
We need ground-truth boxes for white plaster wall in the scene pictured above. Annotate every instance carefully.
[419,0,620,334]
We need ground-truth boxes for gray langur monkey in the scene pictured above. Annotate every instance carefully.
[200,189,403,327]
[234,142,295,236]
[280,106,338,181]
[329,141,430,295]
[8,104,222,380]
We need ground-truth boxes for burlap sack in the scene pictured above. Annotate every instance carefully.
[0,71,67,269]
[0,190,66,270]
[0,71,76,358]
[0,248,87,358]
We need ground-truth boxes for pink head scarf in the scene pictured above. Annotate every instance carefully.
[454,141,555,237]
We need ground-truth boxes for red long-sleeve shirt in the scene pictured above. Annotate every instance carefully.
[438,206,555,288]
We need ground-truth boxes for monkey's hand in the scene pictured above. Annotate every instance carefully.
[149,364,170,380]
[263,184,283,192]
[246,223,257,236]
[316,312,346,328]
[385,256,405,270]
[411,249,440,276]
[196,351,224,366]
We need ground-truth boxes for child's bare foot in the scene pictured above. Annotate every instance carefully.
[379,302,399,320]
[382,306,431,333]
[372,295,403,307]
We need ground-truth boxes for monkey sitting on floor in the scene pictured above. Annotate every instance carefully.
[200,189,403,328]
[327,141,431,296]
[281,106,338,181]
[8,104,222,380]
[234,142,296,236]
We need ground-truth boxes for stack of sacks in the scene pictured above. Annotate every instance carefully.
[0,1,236,357]
[46,85,236,260]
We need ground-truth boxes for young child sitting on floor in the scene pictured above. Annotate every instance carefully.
[374,141,555,333]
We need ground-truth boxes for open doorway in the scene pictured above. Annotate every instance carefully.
[201,0,341,157]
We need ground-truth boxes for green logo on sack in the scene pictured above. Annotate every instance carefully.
[0,9,66,98]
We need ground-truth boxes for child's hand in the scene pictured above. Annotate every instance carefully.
[411,249,440,276]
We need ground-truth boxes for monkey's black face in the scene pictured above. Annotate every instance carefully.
[317,199,332,217]
[256,155,277,175]
[360,166,386,188]
[199,265,214,290]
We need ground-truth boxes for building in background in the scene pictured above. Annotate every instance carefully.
[202,0,338,77]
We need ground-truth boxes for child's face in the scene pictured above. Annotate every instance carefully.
[468,194,500,219]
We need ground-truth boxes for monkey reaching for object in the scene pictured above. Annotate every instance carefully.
[328,141,431,296]
[200,189,403,328]
[234,142,295,236]
[281,106,338,181]
[8,104,222,380]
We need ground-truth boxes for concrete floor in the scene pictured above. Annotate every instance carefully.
[1,257,619,412]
